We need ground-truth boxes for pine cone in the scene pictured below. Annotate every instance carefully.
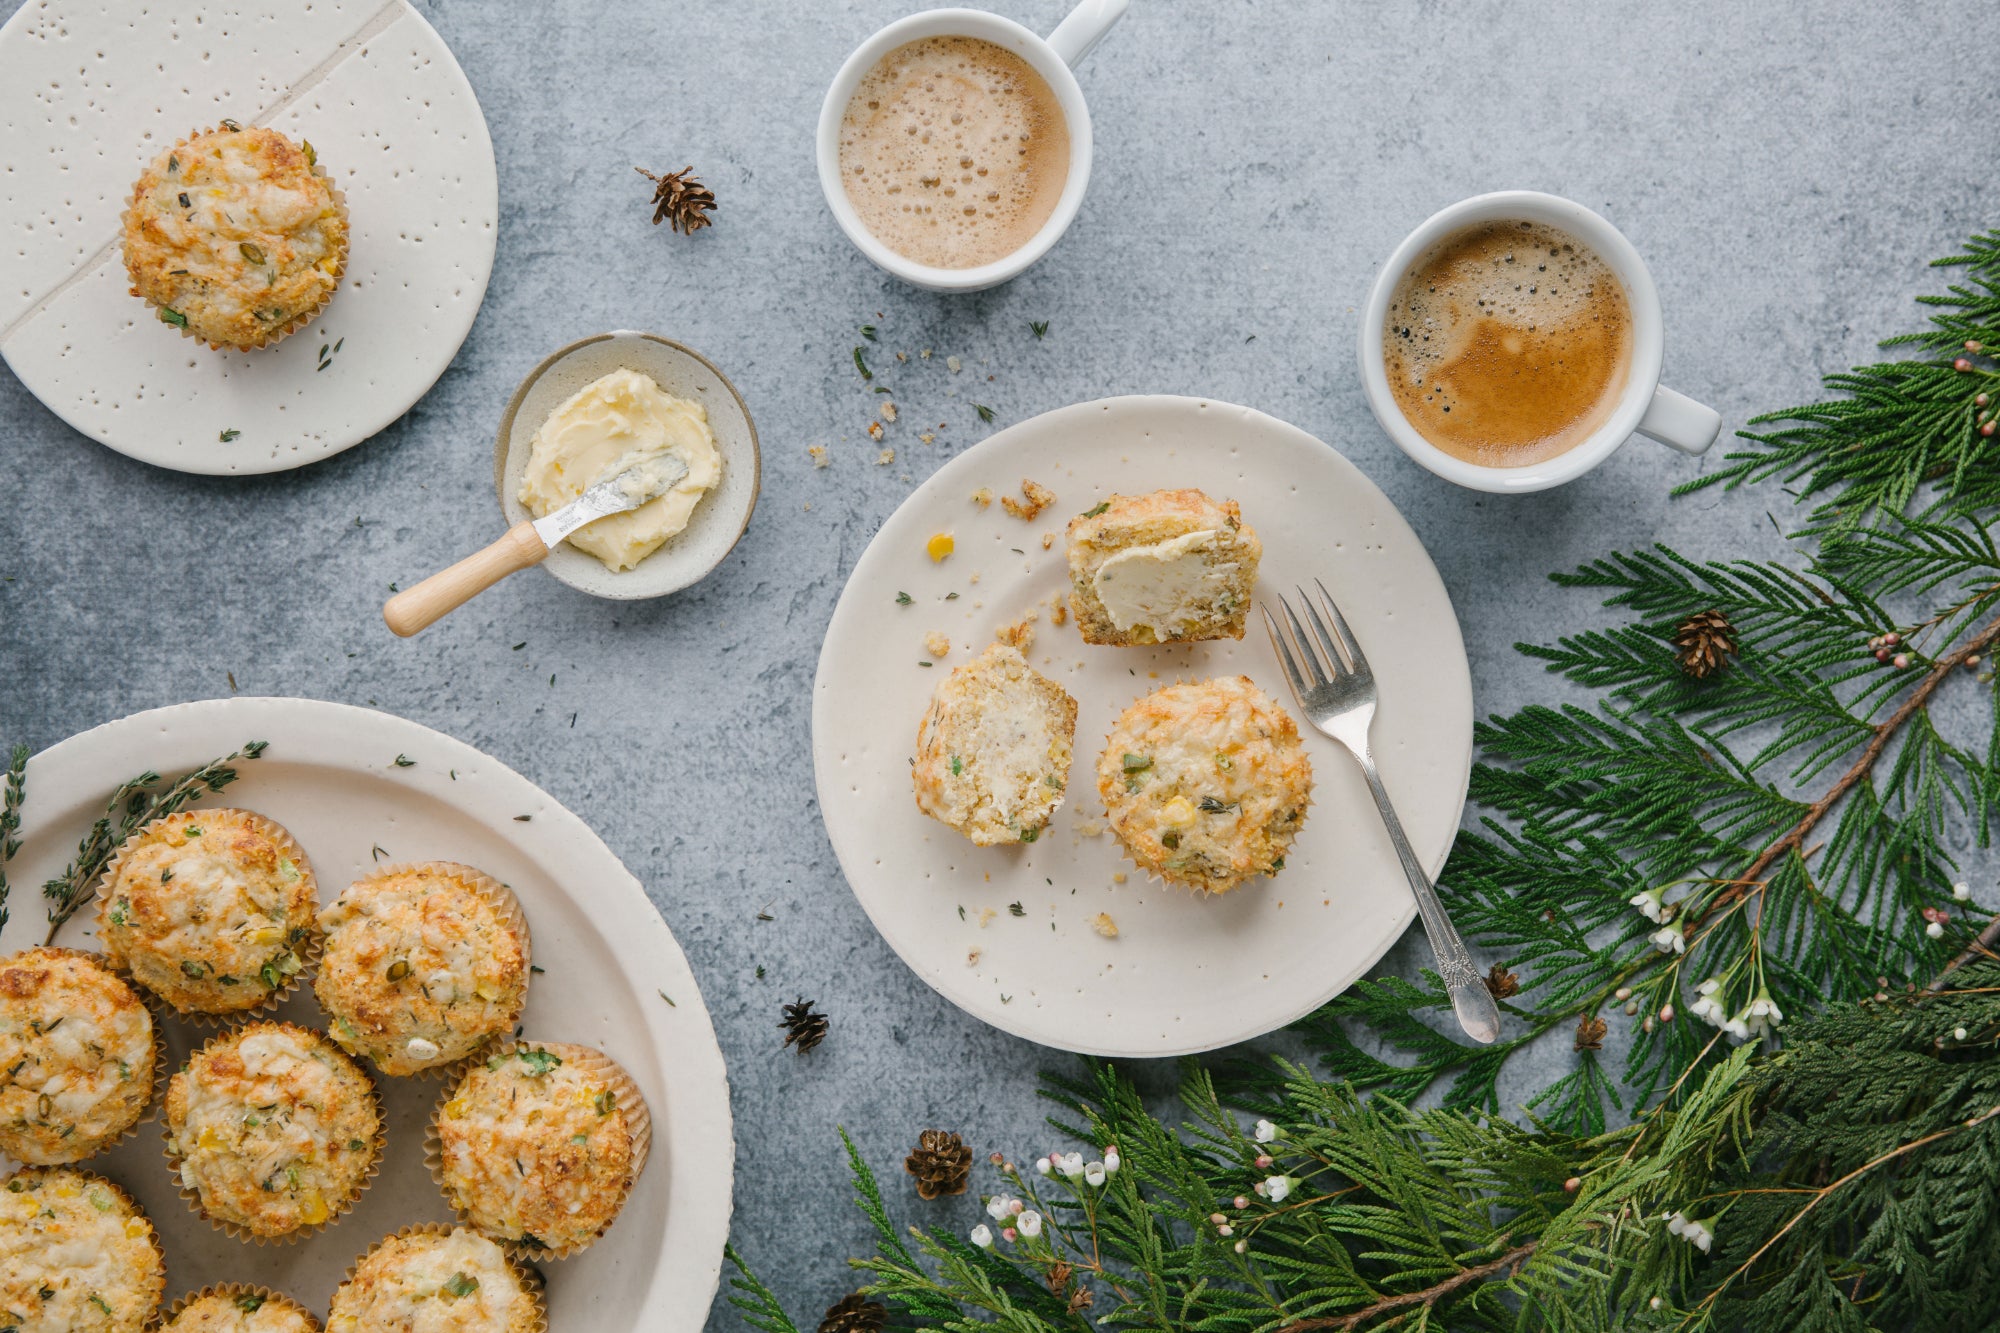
[1484,963,1520,1000]
[1574,1014,1608,1051]
[636,165,716,234]
[781,997,829,1054]
[1673,609,1738,678]
[904,1129,973,1199]
[818,1293,886,1333]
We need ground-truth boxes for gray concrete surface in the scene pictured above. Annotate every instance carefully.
[3,1,1996,1324]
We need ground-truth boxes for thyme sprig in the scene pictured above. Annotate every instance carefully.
[40,740,267,943]
[0,744,27,936]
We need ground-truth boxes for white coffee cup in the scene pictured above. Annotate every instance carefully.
[815,0,1128,293]
[1358,190,1722,493]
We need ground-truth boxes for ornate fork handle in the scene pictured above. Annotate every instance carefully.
[1352,747,1500,1044]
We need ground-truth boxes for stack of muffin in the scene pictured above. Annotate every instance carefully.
[0,808,649,1333]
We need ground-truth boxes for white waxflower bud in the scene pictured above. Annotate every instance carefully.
[1955,882,1972,900]
[1253,1118,1277,1143]
[1035,1156,1052,1175]
[1955,1027,1969,1041]
[1017,1209,1042,1238]
[970,1224,992,1248]
[1234,1238,1247,1254]
[985,1195,1017,1221]
[1103,1148,1121,1175]
[1264,1175,1292,1203]
[1928,920,1946,939]
[1084,1161,1106,1187]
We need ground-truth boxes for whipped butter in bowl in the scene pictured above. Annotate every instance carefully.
[496,332,761,603]
[518,367,722,572]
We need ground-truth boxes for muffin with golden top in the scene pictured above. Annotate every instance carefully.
[0,947,158,1164]
[121,121,347,350]
[913,642,1079,847]
[1098,676,1312,893]
[328,1225,545,1333]
[430,1042,648,1258]
[0,1166,166,1333]
[1066,488,1262,646]
[159,1287,321,1333]
[98,809,318,1018]
[315,863,531,1078]
[164,1022,381,1241]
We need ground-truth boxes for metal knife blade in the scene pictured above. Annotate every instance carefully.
[530,456,690,549]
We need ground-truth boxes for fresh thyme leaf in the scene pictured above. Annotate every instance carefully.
[218,428,240,443]
[974,404,995,423]
[895,591,913,605]
[853,347,872,380]
[860,325,877,341]
[1030,320,1049,339]
[392,754,415,768]
[1008,901,1025,917]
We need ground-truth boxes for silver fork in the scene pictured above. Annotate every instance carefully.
[1263,581,1500,1044]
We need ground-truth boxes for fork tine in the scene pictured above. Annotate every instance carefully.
[1278,594,1331,687]
[1260,604,1311,701]
[1314,579,1370,676]
[1296,584,1351,674]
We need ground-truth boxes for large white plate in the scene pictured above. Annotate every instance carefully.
[812,396,1474,1057]
[0,0,498,474]
[0,697,732,1329]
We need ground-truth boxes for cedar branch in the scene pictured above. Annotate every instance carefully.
[1692,607,2000,927]
[1275,1240,1538,1332]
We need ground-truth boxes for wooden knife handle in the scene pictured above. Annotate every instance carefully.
[383,522,549,637]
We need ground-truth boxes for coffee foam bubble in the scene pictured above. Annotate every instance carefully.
[838,36,1070,270]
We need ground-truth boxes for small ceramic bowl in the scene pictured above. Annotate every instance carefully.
[493,332,760,601]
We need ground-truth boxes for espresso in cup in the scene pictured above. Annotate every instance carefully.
[1383,220,1632,468]
[836,36,1070,270]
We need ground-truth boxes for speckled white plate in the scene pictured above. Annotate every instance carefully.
[812,396,1475,1057]
[0,0,498,474]
[493,332,761,602]
[0,697,733,1330]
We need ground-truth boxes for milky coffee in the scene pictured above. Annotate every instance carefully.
[838,36,1070,270]
[1383,221,1632,467]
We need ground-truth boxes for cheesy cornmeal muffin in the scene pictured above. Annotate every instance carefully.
[913,642,1079,847]
[315,863,531,1077]
[329,1225,544,1333]
[98,808,318,1018]
[1098,676,1312,893]
[432,1042,647,1257]
[0,1167,166,1333]
[122,122,348,350]
[0,948,158,1164]
[1066,489,1262,646]
[164,1023,381,1241]
[160,1287,321,1333]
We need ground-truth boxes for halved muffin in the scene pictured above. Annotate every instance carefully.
[159,1286,321,1333]
[1098,676,1312,892]
[328,1225,544,1333]
[98,808,318,1018]
[0,947,158,1164]
[913,642,1079,846]
[316,863,531,1077]
[1066,489,1262,645]
[0,1167,166,1333]
[430,1042,647,1258]
[164,1023,381,1241]
[121,123,348,350]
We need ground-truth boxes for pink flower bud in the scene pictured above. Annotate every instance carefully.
[1254,1154,1274,1169]
[1956,357,1974,372]
[1001,1227,1016,1243]
[1234,1195,1249,1209]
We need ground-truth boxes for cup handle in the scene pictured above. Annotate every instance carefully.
[1636,384,1722,456]
[1046,0,1129,68]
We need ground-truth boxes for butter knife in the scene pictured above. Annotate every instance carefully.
[383,457,688,637]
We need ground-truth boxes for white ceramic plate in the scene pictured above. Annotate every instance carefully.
[0,0,498,474]
[812,396,1474,1057]
[494,332,763,602]
[0,697,732,1329]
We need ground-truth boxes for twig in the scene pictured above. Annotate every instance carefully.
[1928,910,2000,991]
[1275,1239,1538,1332]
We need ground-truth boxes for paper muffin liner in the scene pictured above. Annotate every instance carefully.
[425,1040,651,1261]
[330,1222,548,1333]
[2,1166,168,1329]
[162,1022,385,1247]
[120,122,349,353]
[159,1282,323,1331]
[95,808,323,1026]
[316,861,534,1080]
[0,946,169,1167]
